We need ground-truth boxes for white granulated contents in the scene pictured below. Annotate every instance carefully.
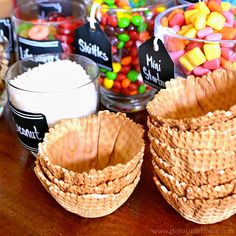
[9,60,98,126]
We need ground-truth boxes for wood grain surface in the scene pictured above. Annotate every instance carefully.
[0,105,235,236]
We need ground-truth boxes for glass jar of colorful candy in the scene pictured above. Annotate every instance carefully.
[94,0,174,112]
[12,0,86,60]
[155,1,236,77]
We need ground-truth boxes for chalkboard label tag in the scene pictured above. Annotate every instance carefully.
[138,37,174,90]
[9,102,49,152]
[74,22,112,71]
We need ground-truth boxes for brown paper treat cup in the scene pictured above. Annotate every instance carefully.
[152,158,236,200]
[147,70,236,130]
[151,148,236,187]
[153,177,236,224]
[34,161,140,218]
[37,110,144,186]
[150,137,236,172]
[148,117,236,151]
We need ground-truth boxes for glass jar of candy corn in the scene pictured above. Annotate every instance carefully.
[94,0,174,112]
[12,0,86,60]
[155,2,236,77]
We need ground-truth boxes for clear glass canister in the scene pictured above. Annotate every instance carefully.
[12,0,86,60]
[0,35,9,117]
[94,0,175,112]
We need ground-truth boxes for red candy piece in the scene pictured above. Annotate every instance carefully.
[185,41,203,51]
[56,34,74,44]
[107,15,118,27]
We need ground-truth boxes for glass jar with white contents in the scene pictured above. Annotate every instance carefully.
[5,53,99,152]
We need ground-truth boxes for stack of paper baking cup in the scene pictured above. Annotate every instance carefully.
[34,110,144,218]
[147,69,236,224]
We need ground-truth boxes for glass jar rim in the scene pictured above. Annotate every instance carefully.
[12,0,86,24]
[155,3,236,44]
[5,53,99,94]
[97,0,173,13]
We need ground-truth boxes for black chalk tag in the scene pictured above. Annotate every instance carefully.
[37,0,72,18]
[138,37,174,90]
[74,22,112,71]
[17,36,63,60]
[9,102,49,152]
[0,17,13,52]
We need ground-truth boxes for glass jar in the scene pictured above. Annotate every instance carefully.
[0,0,14,57]
[12,0,86,60]
[94,0,175,112]
[155,3,236,77]
[0,35,9,117]
[5,53,99,152]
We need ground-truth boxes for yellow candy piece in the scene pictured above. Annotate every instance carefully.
[221,2,231,11]
[179,56,195,72]
[194,13,206,30]
[195,2,210,15]
[184,27,197,38]
[179,47,206,71]
[184,9,199,24]
[206,12,225,31]
[178,24,193,35]
[203,43,221,60]
[101,4,109,13]
[112,63,121,73]
[233,62,236,69]
[94,0,103,3]
[156,6,166,13]
[103,78,114,89]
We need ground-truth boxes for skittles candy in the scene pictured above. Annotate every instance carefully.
[94,0,174,112]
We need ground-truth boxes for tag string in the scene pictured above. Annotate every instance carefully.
[89,2,100,30]
[153,37,159,52]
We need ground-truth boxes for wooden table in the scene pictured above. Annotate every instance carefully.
[0,105,235,236]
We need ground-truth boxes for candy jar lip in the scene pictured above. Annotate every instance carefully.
[5,53,100,94]
[12,0,86,24]
[155,3,236,44]
[98,0,174,12]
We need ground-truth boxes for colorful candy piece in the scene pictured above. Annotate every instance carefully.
[197,27,213,38]
[205,33,222,41]
[206,12,225,31]
[193,66,210,76]
[203,43,221,60]
[179,47,206,71]
[203,58,221,70]
[28,25,49,40]
[195,1,210,15]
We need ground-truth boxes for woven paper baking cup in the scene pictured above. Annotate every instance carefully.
[34,161,140,218]
[38,110,144,186]
[148,117,236,150]
[153,177,236,224]
[150,137,236,172]
[147,69,236,130]
[152,149,236,187]
[152,158,236,200]
[39,156,142,194]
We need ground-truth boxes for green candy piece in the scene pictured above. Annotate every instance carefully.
[19,29,29,38]
[118,17,130,28]
[48,35,55,40]
[127,70,139,82]
[100,68,107,73]
[137,22,147,32]
[118,33,130,42]
[117,41,125,49]
[106,71,117,80]
[138,84,146,94]
[104,0,115,5]
[131,15,143,27]
[16,22,32,34]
